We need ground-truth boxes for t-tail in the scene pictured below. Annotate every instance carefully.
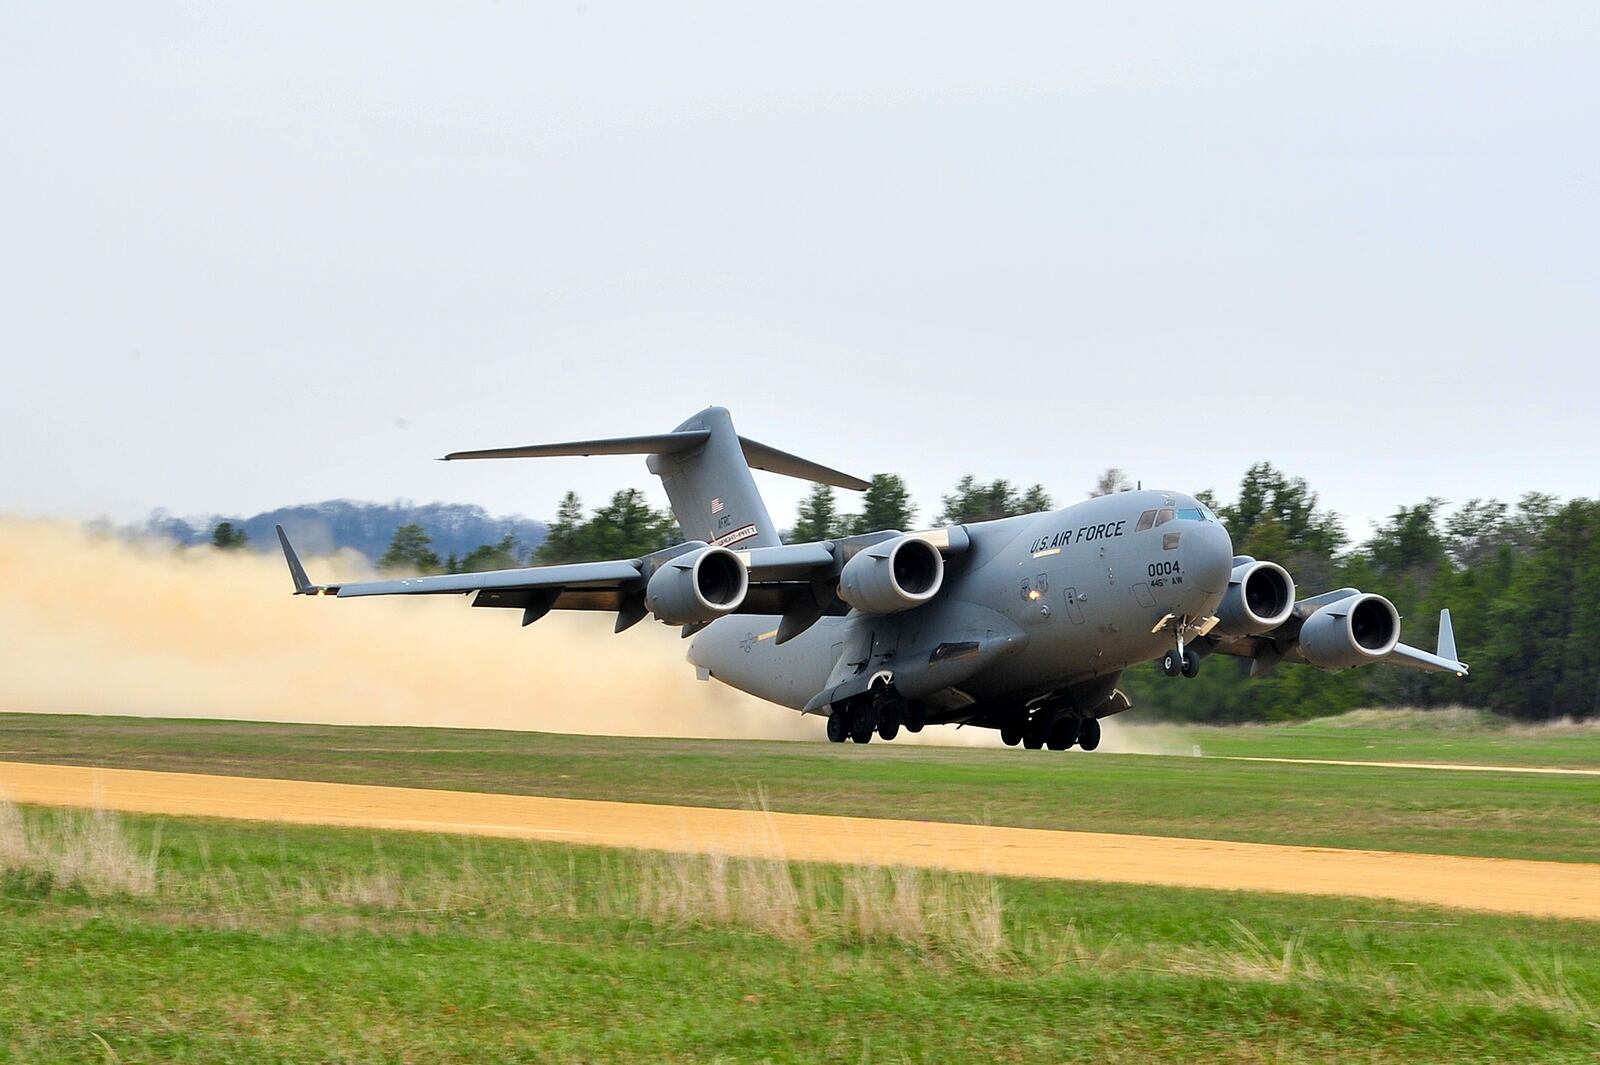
[442,406,869,548]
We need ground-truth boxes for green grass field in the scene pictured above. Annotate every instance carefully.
[2,711,1599,1061]
[1,710,1596,863]
[3,804,1598,1064]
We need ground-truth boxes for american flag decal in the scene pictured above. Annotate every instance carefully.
[710,498,724,514]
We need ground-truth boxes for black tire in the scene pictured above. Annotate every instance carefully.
[1181,650,1201,678]
[826,711,848,743]
[1079,716,1102,751]
[1049,716,1080,751]
[850,700,877,744]
[1000,726,1022,747]
[904,703,927,733]
[1161,651,1181,677]
[1022,733,1044,750]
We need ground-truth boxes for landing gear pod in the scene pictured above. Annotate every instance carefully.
[1214,560,1296,636]
[644,546,749,625]
[837,535,944,615]
[1299,593,1401,669]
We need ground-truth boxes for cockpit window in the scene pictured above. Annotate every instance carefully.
[1135,510,1157,532]
[1154,508,1175,527]
[1199,503,1218,522]
[1175,507,1204,522]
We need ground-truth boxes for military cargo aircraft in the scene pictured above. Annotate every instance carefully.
[277,407,1467,750]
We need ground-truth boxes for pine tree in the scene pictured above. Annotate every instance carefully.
[792,483,841,542]
[846,473,916,534]
[378,524,441,574]
[210,521,248,550]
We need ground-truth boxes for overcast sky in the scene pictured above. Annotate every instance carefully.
[3,2,1596,542]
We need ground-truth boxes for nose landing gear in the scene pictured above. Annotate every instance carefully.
[1154,613,1216,679]
[1161,648,1201,678]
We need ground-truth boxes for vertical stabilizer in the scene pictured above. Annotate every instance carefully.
[649,407,779,549]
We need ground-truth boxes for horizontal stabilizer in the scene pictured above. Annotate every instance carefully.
[443,429,869,491]
[737,436,870,491]
[443,431,711,462]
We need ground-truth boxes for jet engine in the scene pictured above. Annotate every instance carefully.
[1214,559,1296,636]
[1298,593,1401,669]
[644,546,749,625]
[838,535,944,615]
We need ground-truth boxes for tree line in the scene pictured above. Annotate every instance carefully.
[1136,465,1599,724]
[292,465,1596,723]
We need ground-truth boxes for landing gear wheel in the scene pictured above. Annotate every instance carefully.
[826,711,848,743]
[1022,728,1045,751]
[1048,716,1079,751]
[1000,726,1022,747]
[1180,650,1201,678]
[850,699,877,744]
[1161,651,1182,677]
[876,695,904,741]
[903,704,927,734]
[1078,716,1101,751]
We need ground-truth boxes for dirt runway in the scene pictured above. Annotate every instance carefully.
[3,760,1597,921]
[1220,755,1600,777]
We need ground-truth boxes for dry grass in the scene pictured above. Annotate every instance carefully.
[633,851,1006,964]
[0,802,158,896]
[1164,920,1324,984]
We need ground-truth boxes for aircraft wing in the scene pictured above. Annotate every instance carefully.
[276,524,969,638]
[1204,603,1467,677]
[1383,608,1467,674]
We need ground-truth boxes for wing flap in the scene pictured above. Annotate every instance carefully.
[329,559,643,599]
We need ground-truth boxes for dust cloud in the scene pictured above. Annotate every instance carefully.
[0,519,815,741]
[0,520,1176,751]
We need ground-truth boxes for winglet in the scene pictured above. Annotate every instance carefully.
[1437,608,1457,662]
[275,525,319,595]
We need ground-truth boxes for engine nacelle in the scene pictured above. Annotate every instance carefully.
[644,546,749,625]
[1214,560,1296,636]
[837,535,944,615]
[1298,592,1400,670]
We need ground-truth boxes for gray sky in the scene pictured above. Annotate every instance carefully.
[4,2,1596,543]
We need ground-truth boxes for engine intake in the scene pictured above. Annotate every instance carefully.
[1214,560,1296,636]
[1299,593,1400,670]
[644,546,749,625]
[838,535,944,615]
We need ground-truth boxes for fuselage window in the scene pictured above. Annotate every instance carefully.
[1135,510,1157,532]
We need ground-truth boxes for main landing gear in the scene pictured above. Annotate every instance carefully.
[1002,711,1100,752]
[825,685,926,744]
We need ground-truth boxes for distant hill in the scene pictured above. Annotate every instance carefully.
[135,501,547,563]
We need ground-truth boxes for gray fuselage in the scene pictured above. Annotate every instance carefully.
[688,490,1233,722]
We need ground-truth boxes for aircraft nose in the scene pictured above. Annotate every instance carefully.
[1184,520,1233,595]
